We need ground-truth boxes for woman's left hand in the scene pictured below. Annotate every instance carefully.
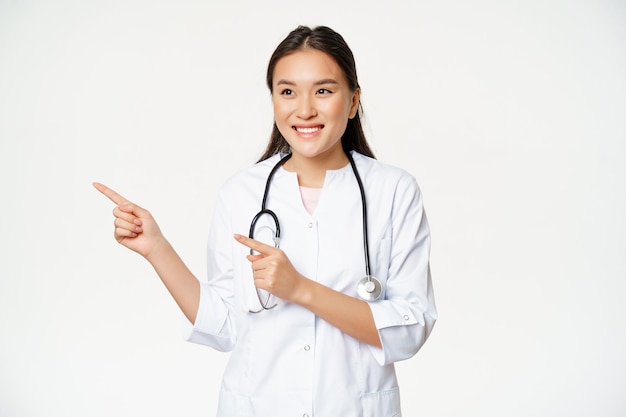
[234,234,381,347]
[234,234,309,304]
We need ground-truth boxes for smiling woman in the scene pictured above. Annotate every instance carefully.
[271,49,360,185]
[95,25,436,417]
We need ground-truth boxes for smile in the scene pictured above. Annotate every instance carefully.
[294,126,323,134]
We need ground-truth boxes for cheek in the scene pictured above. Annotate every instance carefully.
[272,100,291,123]
[327,100,352,121]
[271,103,292,137]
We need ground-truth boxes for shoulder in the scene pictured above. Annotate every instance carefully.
[351,152,420,193]
[351,153,427,221]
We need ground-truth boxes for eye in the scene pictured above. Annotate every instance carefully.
[280,89,294,96]
[316,88,332,94]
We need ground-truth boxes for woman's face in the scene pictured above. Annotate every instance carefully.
[271,49,360,165]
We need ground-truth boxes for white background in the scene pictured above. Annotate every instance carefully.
[1,1,625,416]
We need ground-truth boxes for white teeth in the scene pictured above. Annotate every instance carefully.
[296,127,321,133]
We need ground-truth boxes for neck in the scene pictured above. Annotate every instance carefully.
[284,151,349,188]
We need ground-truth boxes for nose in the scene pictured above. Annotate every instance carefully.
[297,95,317,119]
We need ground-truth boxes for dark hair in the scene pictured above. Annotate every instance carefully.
[258,25,375,162]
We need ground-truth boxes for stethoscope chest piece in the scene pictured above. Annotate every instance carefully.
[357,276,383,301]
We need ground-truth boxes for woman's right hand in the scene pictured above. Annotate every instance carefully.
[93,182,165,259]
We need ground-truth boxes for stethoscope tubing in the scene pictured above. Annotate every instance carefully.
[248,151,381,312]
[347,152,372,278]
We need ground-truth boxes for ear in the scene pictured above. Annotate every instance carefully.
[348,88,361,119]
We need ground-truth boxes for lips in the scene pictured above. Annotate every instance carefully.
[294,125,323,134]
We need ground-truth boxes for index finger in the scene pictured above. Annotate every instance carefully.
[92,182,130,206]
[234,234,277,255]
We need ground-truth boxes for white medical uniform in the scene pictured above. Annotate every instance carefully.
[184,151,437,417]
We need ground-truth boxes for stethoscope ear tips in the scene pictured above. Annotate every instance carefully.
[357,276,383,301]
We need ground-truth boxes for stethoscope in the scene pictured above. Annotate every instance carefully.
[248,152,383,313]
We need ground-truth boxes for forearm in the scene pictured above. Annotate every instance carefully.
[146,238,201,324]
[295,278,382,348]
[234,234,381,347]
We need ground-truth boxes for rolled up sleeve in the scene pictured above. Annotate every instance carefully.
[368,268,437,365]
[367,174,437,365]
[182,189,237,352]
[182,281,236,351]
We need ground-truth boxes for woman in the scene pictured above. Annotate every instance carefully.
[94,25,436,417]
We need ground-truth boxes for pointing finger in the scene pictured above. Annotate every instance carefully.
[234,234,276,255]
[93,182,130,206]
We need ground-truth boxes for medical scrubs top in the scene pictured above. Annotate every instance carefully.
[184,151,437,417]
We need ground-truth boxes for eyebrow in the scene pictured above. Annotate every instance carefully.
[275,78,339,86]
